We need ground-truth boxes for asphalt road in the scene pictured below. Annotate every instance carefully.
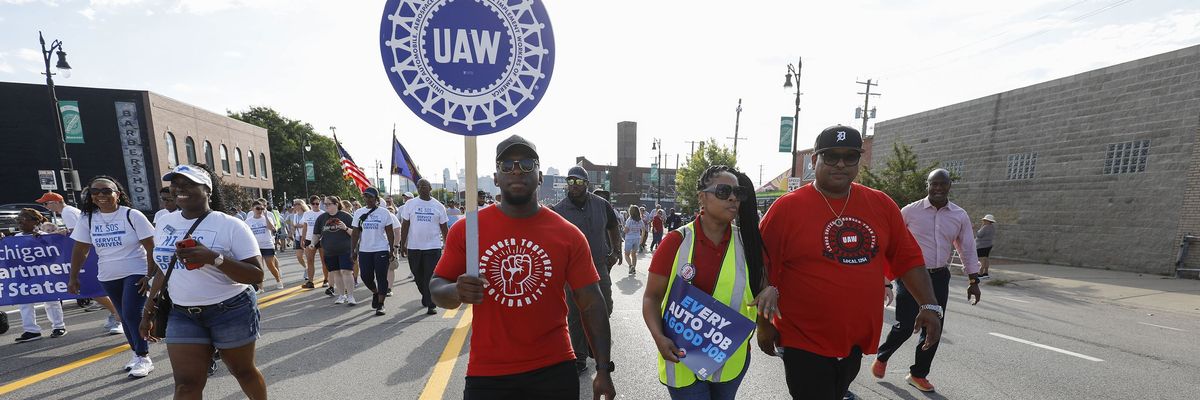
[1,251,1197,399]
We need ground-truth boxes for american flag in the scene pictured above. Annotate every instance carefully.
[337,142,372,192]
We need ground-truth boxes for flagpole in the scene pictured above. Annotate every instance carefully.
[464,135,479,277]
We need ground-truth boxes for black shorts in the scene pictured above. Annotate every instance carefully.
[977,247,992,258]
[260,248,276,257]
[294,239,311,250]
[464,361,577,400]
[324,254,353,271]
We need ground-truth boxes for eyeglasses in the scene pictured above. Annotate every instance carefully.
[818,151,861,166]
[89,188,116,196]
[700,184,750,201]
[566,177,587,187]
[254,207,265,210]
[323,202,337,206]
[496,158,538,174]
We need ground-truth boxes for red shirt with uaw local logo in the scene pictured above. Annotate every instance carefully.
[434,206,600,377]
[760,182,925,358]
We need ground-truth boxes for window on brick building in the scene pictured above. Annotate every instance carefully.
[1007,152,1037,180]
[1103,140,1149,175]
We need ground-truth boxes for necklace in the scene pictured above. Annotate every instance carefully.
[814,182,851,227]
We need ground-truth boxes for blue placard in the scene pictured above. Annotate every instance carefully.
[380,0,556,136]
[662,279,756,380]
[0,234,104,306]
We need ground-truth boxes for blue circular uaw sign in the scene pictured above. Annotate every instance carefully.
[380,0,555,136]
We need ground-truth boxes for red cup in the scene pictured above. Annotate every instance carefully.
[177,238,204,270]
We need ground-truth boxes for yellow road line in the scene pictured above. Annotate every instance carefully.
[442,306,460,319]
[0,284,306,396]
[419,306,473,400]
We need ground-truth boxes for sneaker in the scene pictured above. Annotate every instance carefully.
[346,296,357,306]
[109,322,123,336]
[334,295,346,305]
[321,280,328,287]
[325,287,336,297]
[426,307,437,315]
[276,281,285,290]
[375,308,386,316]
[128,356,153,378]
[14,332,42,343]
[386,289,393,297]
[256,287,265,294]
[103,314,120,334]
[871,359,886,379]
[301,280,315,289]
[354,281,360,288]
[979,273,991,280]
[124,354,138,371]
[50,328,67,338]
[0,312,8,335]
[906,374,935,392]
[628,265,635,275]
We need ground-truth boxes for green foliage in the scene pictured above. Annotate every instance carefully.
[858,142,944,206]
[228,107,361,204]
[674,138,737,214]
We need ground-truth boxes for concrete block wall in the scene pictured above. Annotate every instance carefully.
[873,45,1200,274]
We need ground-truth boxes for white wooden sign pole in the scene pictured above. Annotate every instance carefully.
[464,136,480,277]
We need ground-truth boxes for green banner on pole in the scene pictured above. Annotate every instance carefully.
[650,162,659,183]
[778,116,794,153]
[305,161,315,182]
[59,100,84,144]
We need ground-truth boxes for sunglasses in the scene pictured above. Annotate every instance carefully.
[89,188,116,196]
[254,207,265,210]
[818,151,862,166]
[566,177,587,187]
[701,184,750,201]
[496,158,538,174]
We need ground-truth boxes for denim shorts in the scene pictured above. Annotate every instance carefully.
[165,288,260,349]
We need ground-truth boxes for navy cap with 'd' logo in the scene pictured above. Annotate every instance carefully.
[813,125,864,154]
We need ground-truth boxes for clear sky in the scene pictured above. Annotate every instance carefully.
[2,0,1198,188]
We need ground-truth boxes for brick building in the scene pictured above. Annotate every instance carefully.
[574,121,677,210]
[871,45,1200,274]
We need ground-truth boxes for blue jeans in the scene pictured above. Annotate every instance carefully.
[100,275,149,356]
[665,352,749,400]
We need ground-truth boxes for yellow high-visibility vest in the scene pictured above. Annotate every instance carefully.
[657,222,757,387]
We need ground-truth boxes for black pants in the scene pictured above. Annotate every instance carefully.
[877,267,951,378]
[782,346,863,400]
[464,361,578,400]
[359,251,389,306]
[408,249,441,309]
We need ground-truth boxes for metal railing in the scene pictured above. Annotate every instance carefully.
[1174,233,1200,278]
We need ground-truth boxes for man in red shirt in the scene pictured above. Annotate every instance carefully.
[757,125,943,399]
[430,135,616,400]
[650,206,665,252]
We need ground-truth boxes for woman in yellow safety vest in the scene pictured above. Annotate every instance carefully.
[641,165,769,399]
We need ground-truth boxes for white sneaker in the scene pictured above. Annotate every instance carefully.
[128,356,153,378]
[108,322,123,336]
[123,354,138,372]
[276,281,285,290]
[334,295,346,305]
[346,296,357,306]
[256,287,265,294]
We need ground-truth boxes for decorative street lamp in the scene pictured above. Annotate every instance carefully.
[39,31,76,204]
[784,58,802,178]
[651,138,662,207]
[301,131,311,197]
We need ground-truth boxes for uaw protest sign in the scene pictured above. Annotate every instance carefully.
[662,279,755,379]
[0,234,103,306]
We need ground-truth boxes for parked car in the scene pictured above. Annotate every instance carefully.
[0,203,60,235]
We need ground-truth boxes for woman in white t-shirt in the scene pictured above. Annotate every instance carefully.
[300,195,328,289]
[139,164,266,399]
[245,199,283,290]
[623,205,646,274]
[351,188,398,316]
[67,176,157,378]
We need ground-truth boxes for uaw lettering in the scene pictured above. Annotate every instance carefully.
[0,234,104,305]
[380,0,555,135]
[661,281,755,379]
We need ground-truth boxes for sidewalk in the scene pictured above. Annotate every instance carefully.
[980,258,1200,316]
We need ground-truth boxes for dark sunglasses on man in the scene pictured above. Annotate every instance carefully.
[818,151,861,166]
[700,184,750,201]
[566,177,588,187]
[497,158,538,174]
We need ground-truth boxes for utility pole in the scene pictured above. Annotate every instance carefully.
[685,140,705,159]
[727,98,746,158]
[374,160,383,189]
[856,79,881,137]
[759,164,764,187]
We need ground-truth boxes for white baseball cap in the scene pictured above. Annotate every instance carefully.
[981,214,996,223]
[162,164,213,189]
[403,192,414,199]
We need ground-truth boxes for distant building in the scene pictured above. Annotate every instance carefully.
[0,82,272,213]
[575,121,677,209]
[872,45,1200,275]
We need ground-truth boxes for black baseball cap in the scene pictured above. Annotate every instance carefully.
[814,125,864,154]
[567,166,588,180]
[495,134,539,160]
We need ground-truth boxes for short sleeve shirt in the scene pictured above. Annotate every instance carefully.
[151,211,260,306]
[244,214,276,250]
[71,207,155,281]
[352,207,397,252]
[759,182,924,358]
[314,211,354,255]
[401,198,449,250]
[434,206,599,377]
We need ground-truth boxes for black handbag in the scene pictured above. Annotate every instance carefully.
[150,212,210,338]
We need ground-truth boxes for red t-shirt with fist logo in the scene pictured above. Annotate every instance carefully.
[434,206,600,377]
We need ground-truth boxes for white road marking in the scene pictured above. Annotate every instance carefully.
[1137,322,1186,332]
[996,296,1031,304]
[988,332,1104,362]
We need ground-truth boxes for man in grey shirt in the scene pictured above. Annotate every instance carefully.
[551,165,622,374]
[976,214,996,278]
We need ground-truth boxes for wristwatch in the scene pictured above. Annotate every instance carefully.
[920,304,944,319]
[212,254,225,267]
[595,360,616,373]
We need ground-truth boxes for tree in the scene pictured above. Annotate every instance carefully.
[228,107,360,205]
[674,139,737,214]
[218,181,255,214]
[858,141,944,206]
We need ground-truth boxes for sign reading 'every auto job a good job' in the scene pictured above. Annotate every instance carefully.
[380,0,555,136]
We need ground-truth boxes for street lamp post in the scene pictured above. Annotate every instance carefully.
[651,138,662,207]
[39,31,75,205]
[301,131,311,197]
[784,58,802,178]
